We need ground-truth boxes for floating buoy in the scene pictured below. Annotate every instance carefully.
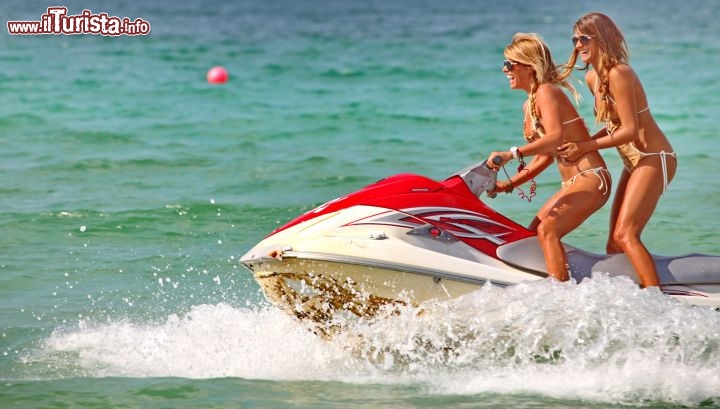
[206,66,228,84]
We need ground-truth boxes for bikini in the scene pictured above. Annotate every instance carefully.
[561,168,610,195]
[524,106,610,195]
[601,95,676,193]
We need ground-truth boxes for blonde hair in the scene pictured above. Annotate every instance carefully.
[505,33,579,128]
[559,13,629,123]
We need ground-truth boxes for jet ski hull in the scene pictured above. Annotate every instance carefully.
[240,162,720,332]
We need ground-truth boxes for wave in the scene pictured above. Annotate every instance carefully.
[18,274,720,406]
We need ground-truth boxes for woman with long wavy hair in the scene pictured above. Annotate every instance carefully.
[486,33,610,282]
[557,13,677,288]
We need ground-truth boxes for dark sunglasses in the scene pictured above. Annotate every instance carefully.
[503,59,518,71]
[571,34,593,45]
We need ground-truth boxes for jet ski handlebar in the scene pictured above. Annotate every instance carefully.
[451,156,502,198]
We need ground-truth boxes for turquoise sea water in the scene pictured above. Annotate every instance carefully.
[1,0,719,408]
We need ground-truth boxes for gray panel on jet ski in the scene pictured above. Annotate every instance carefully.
[496,237,720,284]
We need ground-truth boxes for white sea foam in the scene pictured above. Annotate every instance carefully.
[39,274,720,405]
[42,303,349,380]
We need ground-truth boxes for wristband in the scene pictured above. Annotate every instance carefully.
[510,146,519,159]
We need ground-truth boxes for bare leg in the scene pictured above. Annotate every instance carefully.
[536,220,570,281]
[606,169,630,254]
[611,157,676,287]
[531,174,610,281]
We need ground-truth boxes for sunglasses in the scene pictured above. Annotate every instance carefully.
[503,59,518,71]
[571,34,593,45]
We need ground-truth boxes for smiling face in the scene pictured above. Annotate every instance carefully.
[502,59,532,92]
[502,33,551,95]
[572,32,597,66]
[570,13,629,72]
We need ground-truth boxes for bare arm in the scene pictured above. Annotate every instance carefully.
[520,85,566,155]
[558,66,639,160]
[487,85,564,168]
[493,153,554,193]
[583,65,639,149]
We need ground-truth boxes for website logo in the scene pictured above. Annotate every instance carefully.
[8,7,151,36]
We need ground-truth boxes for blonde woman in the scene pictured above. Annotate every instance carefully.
[486,33,611,282]
[557,13,676,288]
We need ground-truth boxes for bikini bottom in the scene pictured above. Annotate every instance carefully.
[618,145,676,194]
[561,167,611,196]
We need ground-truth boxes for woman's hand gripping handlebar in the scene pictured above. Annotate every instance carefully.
[486,156,503,198]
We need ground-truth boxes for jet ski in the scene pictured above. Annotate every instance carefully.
[240,159,720,332]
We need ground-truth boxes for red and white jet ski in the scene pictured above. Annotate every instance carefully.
[241,160,720,328]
